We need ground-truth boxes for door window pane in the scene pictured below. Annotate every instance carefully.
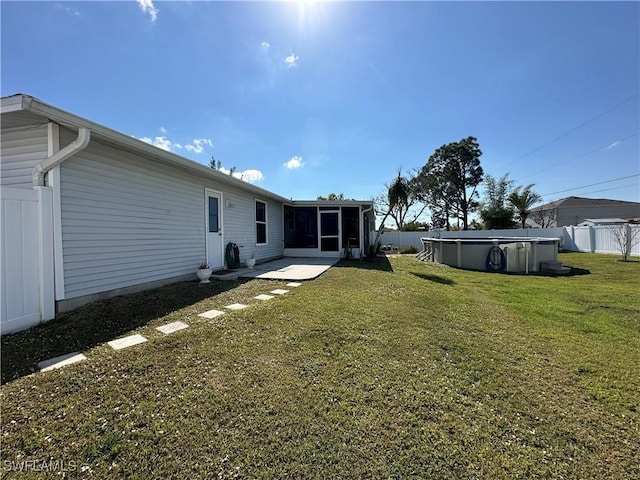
[208,197,219,232]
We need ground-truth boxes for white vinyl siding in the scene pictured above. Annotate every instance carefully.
[0,125,48,188]
[218,193,282,261]
[58,130,283,299]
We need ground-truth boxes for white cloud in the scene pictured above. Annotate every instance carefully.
[238,169,264,183]
[184,138,214,154]
[284,156,304,169]
[139,136,172,151]
[260,41,270,51]
[137,133,213,154]
[55,4,80,16]
[284,52,299,67]
[219,168,264,184]
[607,141,621,149]
[137,0,158,21]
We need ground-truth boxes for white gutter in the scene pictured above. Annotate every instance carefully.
[33,127,90,186]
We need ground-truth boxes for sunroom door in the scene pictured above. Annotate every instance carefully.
[320,210,340,253]
[205,190,224,269]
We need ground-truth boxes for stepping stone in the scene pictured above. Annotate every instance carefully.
[156,321,189,335]
[254,294,275,301]
[225,303,248,311]
[199,309,225,319]
[38,352,87,372]
[270,289,289,295]
[286,282,302,287]
[108,334,148,351]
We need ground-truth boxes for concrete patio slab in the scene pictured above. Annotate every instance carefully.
[108,334,147,350]
[38,352,87,372]
[225,303,248,310]
[239,257,339,281]
[270,289,289,295]
[286,282,302,287]
[254,294,275,301]
[156,321,189,335]
[199,309,225,319]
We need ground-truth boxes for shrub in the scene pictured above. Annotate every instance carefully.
[398,245,418,254]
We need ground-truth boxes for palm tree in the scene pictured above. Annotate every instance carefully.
[372,173,410,253]
[508,184,542,229]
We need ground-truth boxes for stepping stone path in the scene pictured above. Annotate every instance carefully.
[225,303,248,311]
[39,282,302,374]
[156,321,189,335]
[254,294,274,301]
[37,352,87,372]
[270,289,289,295]
[108,334,148,350]
[199,309,225,319]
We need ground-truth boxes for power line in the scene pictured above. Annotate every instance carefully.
[498,93,639,169]
[520,132,640,180]
[540,174,640,197]
[572,183,639,197]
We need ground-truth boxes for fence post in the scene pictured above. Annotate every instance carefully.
[588,226,596,253]
[36,187,55,321]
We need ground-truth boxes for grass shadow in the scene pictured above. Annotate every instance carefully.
[411,272,456,285]
[516,266,592,277]
[1,279,248,384]
[335,255,394,272]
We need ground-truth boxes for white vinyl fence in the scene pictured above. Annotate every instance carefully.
[1,186,55,334]
[563,224,640,256]
[378,226,639,257]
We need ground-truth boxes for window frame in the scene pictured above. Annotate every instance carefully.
[255,199,268,245]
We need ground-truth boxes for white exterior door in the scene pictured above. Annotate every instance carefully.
[205,190,224,269]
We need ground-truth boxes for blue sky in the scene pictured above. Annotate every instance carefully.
[2,1,638,214]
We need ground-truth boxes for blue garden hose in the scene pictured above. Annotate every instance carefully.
[486,246,506,272]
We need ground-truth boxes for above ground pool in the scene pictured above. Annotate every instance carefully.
[419,237,562,273]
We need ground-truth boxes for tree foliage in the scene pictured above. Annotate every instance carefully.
[209,156,236,176]
[374,174,427,231]
[317,193,346,201]
[372,173,414,251]
[479,174,517,229]
[508,184,542,229]
[415,136,484,230]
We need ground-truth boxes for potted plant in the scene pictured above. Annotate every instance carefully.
[245,252,256,269]
[196,261,212,284]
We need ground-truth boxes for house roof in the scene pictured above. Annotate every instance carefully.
[530,196,640,211]
[1,94,293,204]
[579,217,629,225]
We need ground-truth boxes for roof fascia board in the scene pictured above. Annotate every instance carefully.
[0,95,26,113]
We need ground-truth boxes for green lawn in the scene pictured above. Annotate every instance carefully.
[1,253,638,479]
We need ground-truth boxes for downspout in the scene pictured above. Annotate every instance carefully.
[33,127,90,186]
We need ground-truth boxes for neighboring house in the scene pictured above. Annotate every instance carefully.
[577,218,632,227]
[527,196,640,228]
[1,94,374,333]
